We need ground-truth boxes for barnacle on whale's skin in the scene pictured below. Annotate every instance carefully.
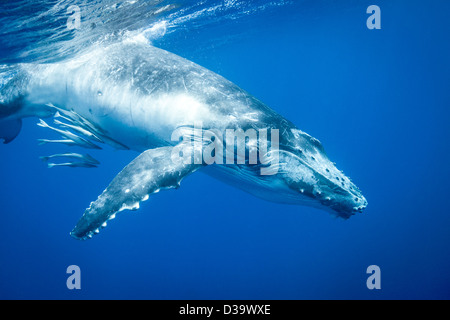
[0,40,367,239]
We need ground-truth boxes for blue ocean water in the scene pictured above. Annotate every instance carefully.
[0,0,449,299]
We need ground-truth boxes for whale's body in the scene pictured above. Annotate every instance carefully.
[0,41,367,239]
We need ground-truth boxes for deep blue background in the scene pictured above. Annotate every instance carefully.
[1,0,449,299]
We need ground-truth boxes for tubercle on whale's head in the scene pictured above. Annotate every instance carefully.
[276,128,368,218]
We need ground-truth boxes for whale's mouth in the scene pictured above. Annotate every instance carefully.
[279,147,368,219]
[309,174,368,219]
[328,195,368,219]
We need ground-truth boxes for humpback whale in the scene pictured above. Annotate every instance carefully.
[0,40,367,240]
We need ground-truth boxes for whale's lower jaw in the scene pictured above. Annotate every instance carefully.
[323,197,368,219]
[202,161,367,220]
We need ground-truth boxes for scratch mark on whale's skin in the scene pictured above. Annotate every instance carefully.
[0,40,367,240]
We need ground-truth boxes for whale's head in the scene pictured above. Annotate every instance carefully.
[262,128,367,219]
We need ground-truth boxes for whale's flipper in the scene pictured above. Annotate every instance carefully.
[0,118,22,144]
[70,146,202,240]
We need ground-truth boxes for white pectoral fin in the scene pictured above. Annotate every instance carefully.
[70,145,202,240]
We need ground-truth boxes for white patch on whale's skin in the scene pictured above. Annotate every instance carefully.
[2,40,367,239]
